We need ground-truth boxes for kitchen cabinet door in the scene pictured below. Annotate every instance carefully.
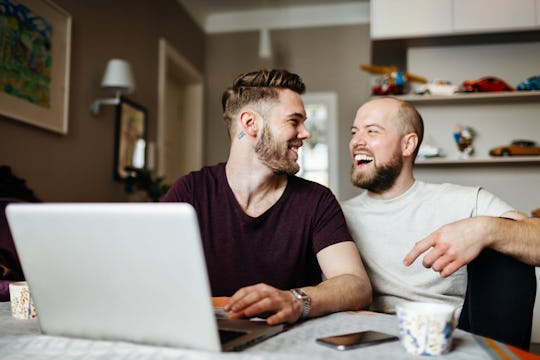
[370,0,453,39]
[453,0,537,33]
[537,0,540,26]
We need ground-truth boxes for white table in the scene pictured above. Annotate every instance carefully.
[0,302,516,359]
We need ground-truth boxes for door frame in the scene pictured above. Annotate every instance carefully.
[156,38,204,179]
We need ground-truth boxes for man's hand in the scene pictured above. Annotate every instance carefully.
[403,218,488,277]
[222,242,373,325]
[223,283,302,325]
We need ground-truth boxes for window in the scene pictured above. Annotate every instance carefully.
[298,92,338,195]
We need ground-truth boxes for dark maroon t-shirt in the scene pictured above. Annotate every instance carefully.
[162,163,353,296]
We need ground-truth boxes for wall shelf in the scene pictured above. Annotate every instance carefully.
[393,91,540,104]
[415,156,540,166]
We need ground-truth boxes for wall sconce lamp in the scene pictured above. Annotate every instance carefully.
[90,59,135,116]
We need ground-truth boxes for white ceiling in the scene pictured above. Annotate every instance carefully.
[178,0,370,33]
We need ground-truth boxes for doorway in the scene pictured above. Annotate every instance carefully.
[157,38,204,185]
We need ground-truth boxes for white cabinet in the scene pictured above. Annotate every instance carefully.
[370,0,540,39]
[538,0,540,25]
[370,0,452,39]
[453,0,537,33]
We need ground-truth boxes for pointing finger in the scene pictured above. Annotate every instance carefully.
[403,237,436,266]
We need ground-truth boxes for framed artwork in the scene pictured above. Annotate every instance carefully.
[114,97,148,180]
[0,0,71,134]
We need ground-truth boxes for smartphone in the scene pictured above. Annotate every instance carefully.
[316,330,399,351]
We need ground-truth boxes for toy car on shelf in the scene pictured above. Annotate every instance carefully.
[516,75,540,91]
[418,144,445,159]
[489,140,540,156]
[415,80,459,96]
[371,83,404,96]
[460,76,514,92]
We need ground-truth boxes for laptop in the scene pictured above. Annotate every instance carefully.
[6,202,284,352]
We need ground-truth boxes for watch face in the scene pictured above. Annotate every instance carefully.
[292,288,308,300]
[298,289,311,303]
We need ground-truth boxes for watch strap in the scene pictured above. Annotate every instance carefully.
[290,288,311,319]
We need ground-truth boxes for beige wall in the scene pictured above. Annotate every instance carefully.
[204,24,372,200]
[0,0,204,201]
[1,13,371,202]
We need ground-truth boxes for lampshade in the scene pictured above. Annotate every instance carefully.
[101,59,135,94]
[259,28,272,59]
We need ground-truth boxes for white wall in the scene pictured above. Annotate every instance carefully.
[407,41,540,342]
[408,42,540,214]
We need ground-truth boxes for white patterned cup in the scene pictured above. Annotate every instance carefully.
[396,302,455,356]
[9,281,37,320]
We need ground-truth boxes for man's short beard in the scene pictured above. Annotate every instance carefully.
[255,123,299,175]
[351,151,403,193]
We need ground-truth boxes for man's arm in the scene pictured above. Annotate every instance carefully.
[224,241,372,325]
[482,212,540,265]
[307,241,372,316]
[403,211,540,277]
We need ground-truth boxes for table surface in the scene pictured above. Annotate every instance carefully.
[0,302,536,359]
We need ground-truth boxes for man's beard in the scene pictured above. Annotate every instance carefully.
[255,124,300,175]
[351,150,403,193]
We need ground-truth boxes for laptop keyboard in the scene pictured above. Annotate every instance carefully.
[219,329,247,343]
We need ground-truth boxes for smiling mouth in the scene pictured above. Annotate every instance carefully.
[288,145,300,160]
[289,142,302,153]
[354,154,374,165]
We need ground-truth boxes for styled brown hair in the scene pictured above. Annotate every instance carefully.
[221,69,306,135]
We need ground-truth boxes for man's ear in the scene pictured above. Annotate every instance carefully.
[402,133,418,157]
[240,110,257,136]
[239,111,258,137]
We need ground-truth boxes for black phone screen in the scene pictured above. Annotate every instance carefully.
[316,330,399,350]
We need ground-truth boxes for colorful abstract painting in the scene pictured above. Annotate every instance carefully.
[0,0,52,108]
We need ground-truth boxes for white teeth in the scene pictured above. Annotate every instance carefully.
[290,147,298,153]
[354,154,374,162]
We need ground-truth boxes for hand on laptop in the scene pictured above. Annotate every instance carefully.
[223,283,303,325]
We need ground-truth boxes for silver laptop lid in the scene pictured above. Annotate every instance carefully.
[6,203,221,351]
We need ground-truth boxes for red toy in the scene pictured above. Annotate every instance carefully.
[460,76,514,92]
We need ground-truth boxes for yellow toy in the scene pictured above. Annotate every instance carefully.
[360,64,427,95]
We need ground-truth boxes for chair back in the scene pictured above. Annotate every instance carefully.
[458,247,537,350]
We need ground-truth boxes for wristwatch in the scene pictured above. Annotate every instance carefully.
[290,288,311,319]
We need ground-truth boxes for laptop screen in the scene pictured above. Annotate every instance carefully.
[6,203,222,351]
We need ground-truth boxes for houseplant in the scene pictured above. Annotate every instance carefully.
[123,166,170,202]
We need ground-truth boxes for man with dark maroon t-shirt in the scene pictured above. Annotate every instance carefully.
[162,69,371,325]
